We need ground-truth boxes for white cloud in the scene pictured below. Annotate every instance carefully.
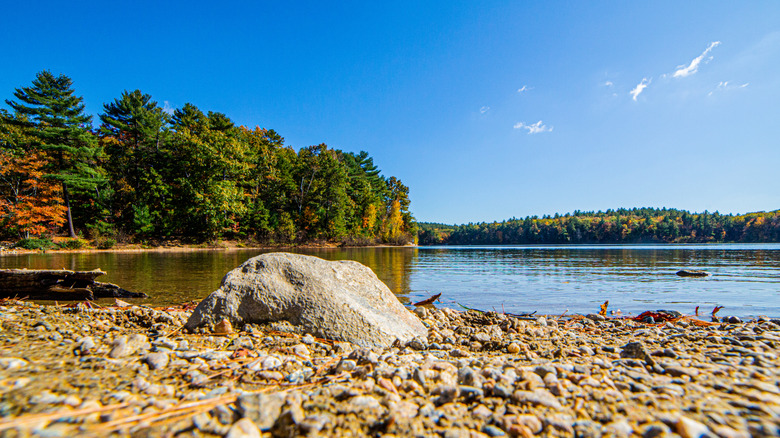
[604,81,614,87]
[708,81,750,95]
[514,120,553,134]
[630,78,651,101]
[163,101,175,115]
[673,41,721,78]
[479,106,490,114]
[517,85,531,93]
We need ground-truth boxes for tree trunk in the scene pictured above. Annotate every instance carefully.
[63,182,77,238]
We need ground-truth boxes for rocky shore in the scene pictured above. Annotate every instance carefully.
[0,299,779,437]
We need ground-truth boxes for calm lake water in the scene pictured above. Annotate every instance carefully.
[1,244,779,317]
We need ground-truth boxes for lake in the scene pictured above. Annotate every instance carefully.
[1,244,779,317]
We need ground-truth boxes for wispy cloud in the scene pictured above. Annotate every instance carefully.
[163,101,175,115]
[708,81,749,96]
[479,106,490,114]
[630,78,651,101]
[673,41,721,78]
[604,81,614,87]
[514,120,553,134]
[517,85,531,93]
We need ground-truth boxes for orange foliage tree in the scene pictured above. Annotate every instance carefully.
[0,150,67,238]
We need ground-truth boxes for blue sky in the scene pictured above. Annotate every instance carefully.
[2,1,779,224]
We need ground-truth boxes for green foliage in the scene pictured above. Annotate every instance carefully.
[13,238,54,250]
[5,71,105,238]
[96,238,116,249]
[3,71,416,246]
[56,238,88,249]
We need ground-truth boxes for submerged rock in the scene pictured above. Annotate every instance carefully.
[185,252,426,348]
[676,269,709,277]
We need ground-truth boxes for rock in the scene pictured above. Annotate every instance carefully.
[109,334,149,358]
[664,365,700,378]
[0,357,28,371]
[507,342,521,354]
[482,425,506,436]
[236,392,286,430]
[185,253,426,348]
[621,341,656,366]
[292,344,310,357]
[226,418,262,438]
[144,352,169,370]
[641,422,671,438]
[108,336,133,359]
[230,336,254,350]
[676,270,710,277]
[214,318,234,335]
[676,416,711,438]
[408,337,428,350]
[512,388,562,409]
[604,420,633,437]
[75,336,96,355]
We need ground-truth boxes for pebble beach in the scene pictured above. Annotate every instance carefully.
[1,300,779,437]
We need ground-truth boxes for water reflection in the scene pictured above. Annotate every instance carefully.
[0,247,416,306]
[2,244,778,317]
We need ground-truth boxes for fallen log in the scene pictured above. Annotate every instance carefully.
[0,269,147,300]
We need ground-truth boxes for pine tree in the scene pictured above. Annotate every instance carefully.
[99,90,170,235]
[5,71,103,238]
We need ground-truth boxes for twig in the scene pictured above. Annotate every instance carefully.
[90,373,351,433]
[0,402,130,431]
[89,395,236,433]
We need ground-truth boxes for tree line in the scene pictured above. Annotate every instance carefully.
[0,71,417,246]
[419,207,780,245]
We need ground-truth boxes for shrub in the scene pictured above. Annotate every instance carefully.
[96,238,116,249]
[57,239,88,250]
[12,238,55,250]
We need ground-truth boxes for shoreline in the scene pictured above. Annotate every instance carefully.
[0,241,418,257]
[0,300,778,437]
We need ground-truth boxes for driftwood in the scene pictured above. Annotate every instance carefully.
[413,293,442,306]
[0,269,147,301]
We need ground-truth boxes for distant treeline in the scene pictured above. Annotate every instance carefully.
[0,71,416,246]
[419,208,780,245]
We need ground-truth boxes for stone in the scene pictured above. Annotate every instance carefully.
[230,336,254,350]
[226,418,261,438]
[664,365,700,378]
[144,352,169,370]
[0,357,28,371]
[236,392,286,430]
[641,422,671,438]
[482,425,506,436]
[621,341,656,366]
[185,253,426,348]
[75,336,96,355]
[676,416,711,438]
[512,388,562,409]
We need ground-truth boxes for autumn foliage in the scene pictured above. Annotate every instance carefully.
[0,150,67,237]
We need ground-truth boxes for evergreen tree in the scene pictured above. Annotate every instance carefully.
[5,71,103,238]
[99,90,170,236]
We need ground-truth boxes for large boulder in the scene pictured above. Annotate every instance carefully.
[185,252,426,348]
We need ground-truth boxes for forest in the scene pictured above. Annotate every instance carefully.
[0,71,417,248]
[418,208,780,245]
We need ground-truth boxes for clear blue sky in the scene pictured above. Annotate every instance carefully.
[2,1,779,224]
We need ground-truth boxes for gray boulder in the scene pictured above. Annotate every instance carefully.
[185,252,426,348]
